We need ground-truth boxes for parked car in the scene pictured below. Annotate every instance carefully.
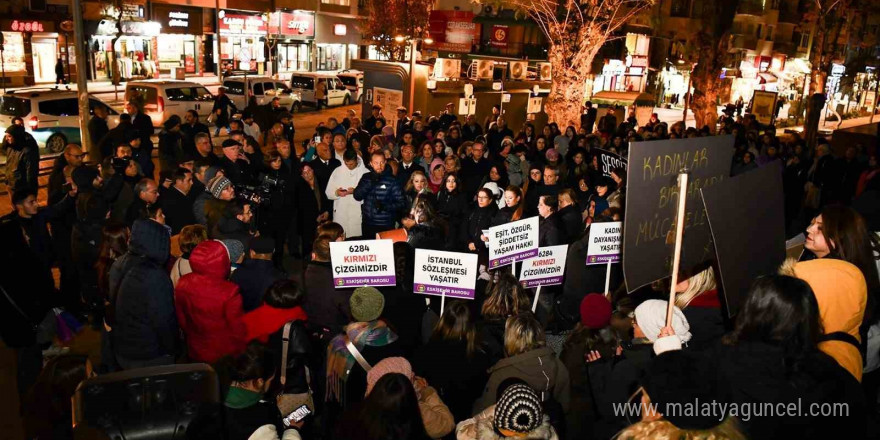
[336,70,364,103]
[222,76,302,113]
[289,72,353,108]
[0,89,120,155]
[124,80,215,128]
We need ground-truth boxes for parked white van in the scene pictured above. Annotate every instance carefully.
[222,76,302,113]
[124,80,215,127]
[289,72,353,108]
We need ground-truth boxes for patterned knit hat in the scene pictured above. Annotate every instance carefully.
[207,175,232,199]
[350,286,385,322]
[365,357,413,396]
[494,383,543,434]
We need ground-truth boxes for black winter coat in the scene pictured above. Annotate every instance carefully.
[714,341,866,440]
[477,318,507,367]
[158,130,185,172]
[112,219,178,362]
[435,190,470,251]
[557,204,584,244]
[462,203,498,251]
[413,338,490,422]
[161,187,196,235]
[231,259,287,312]
[539,213,563,246]
[71,219,104,306]
[460,157,493,198]
[302,261,351,334]
[353,171,405,227]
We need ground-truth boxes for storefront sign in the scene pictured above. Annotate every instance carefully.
[219,10,267,35]
[329,240,396,288]
[428,10,475,53]
[488,216,539,268]
[101,3,145,19]
[490,25,509,48]
[334,24,347,36]
[152,4,203,35]
[752,90,778,126]
[587,222,622,265]
[0,32,26,72]
[520,245,568,288]
[268,10,315,38]
[95,19,160,36]
[413,249,478,299]
[1,19,55,33]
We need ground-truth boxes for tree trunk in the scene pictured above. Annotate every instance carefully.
[690,43,723,132]
[545,43,587,128]
[804,20,828,152]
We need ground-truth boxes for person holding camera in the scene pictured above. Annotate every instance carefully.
[353,151,405,239]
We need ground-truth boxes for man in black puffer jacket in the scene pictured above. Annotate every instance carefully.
[112,219,178,369]
[354,151,405,238]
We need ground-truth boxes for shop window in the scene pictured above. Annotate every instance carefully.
[321,0,350,6]
[253,82,265,95]
[223,81,246,96]
[0,97,32,117]
[39,98,79,117]
[166,87,195,101]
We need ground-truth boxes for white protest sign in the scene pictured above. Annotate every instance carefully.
[488,216,539,269]
[330,239,396,288]
[519,245,568,289]
[587,221,622,265]
[414,249,478,299]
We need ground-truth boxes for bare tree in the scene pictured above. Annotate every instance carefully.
[483,0,656,127]
[361,0,433,62]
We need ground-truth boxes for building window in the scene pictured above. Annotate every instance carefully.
[670,0,691,18]
[321,0,350,6]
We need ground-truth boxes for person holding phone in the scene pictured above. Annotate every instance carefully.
[224,342,305,440]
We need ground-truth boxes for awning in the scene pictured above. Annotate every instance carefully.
[590,91,656,107]
[757,72,777,84]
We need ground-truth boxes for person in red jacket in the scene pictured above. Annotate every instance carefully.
[175,239,247,363]
[242,279,308,343]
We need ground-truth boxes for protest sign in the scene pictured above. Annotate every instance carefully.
[593,149,628,179]
[488,216,539,269]
[329,239,396,288]
[623,136,733,291]
[519,245,568,289]
[587,221,622,265]
[701,162,785,317]
[413,249,478,299]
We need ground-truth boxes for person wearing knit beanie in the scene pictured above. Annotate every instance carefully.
[207,175,233,199]
[220,239,245,265]
[580,294,612,329]
[365,357,414,395]
[350,286,385,322]
[494,382,543,435]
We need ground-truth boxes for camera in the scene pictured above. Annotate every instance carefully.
[111,156,130,171]
[257,173,285,191]
[236,185,266,205]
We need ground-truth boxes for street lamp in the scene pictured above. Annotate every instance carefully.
[397,33,432,115]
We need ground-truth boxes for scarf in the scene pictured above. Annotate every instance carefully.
[326,320,398,402]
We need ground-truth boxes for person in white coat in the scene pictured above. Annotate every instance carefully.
[326,148,370,237]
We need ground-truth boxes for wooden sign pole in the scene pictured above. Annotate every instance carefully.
[667,171,690,327]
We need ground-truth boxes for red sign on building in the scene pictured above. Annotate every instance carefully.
[428,10,476,53]
[218,10,267,34]
[1,19,53,33]
[268,11,315,38]
[490,25,508,48]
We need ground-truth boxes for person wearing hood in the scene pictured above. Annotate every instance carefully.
[3,125,40,192]
[158,115,185,173]
[780,258,867,381]
[523,164,543,218]
[112,219,178,369]
[463,188,499,262]
[175,239,248,363]
[473,314,570,419]
[327,149,370,238]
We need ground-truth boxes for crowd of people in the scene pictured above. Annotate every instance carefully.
[1,95,879,440]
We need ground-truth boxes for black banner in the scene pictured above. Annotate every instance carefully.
[594,148,627,178]
[701,162,785,317]
[622,136,733,291]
